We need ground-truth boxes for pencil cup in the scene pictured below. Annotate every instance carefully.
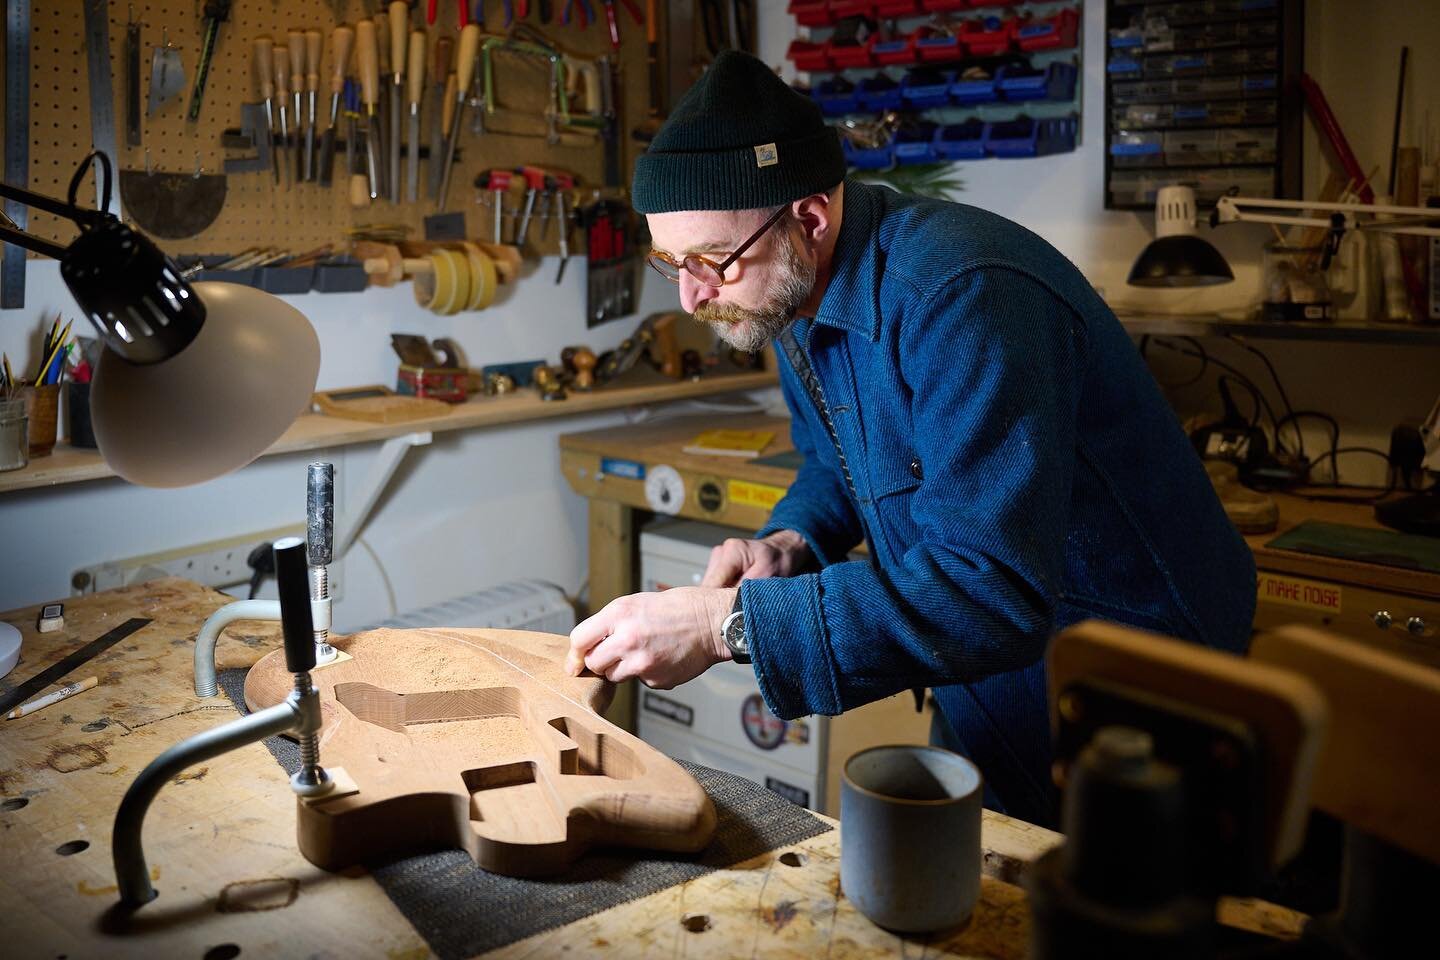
[840,745,983,933]
[67,382,97,449]
[21,383,59,457]
[0,398,27,472]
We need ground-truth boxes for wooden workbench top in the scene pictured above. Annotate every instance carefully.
[0,579,1300,958]
[0,369,778,496]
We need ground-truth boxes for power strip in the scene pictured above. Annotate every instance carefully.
[71,524,310,595]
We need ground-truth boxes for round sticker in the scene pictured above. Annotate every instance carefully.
[741,693,786,751]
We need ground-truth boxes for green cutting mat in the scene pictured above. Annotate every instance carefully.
[751,449,805,470]
[1266,521,1440,574]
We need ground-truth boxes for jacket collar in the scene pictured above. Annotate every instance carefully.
[810,179,883,342]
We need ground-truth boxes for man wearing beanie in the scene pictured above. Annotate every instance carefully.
[567,51,1255,827]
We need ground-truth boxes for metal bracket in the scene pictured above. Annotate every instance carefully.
[333,431,433,561]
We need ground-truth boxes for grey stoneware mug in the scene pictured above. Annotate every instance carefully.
[840,744,984,933]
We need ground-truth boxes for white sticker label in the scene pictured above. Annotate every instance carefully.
[754,142,778,168]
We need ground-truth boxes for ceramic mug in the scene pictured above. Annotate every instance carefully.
[840,744,983,933]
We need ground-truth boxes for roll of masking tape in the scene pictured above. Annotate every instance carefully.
[461,242,498,311]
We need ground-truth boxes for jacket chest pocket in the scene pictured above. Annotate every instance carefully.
[869,468,923,564]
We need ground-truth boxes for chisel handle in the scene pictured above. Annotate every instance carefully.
[407,31,426,106]
[374,12,390,75]
[305,29,322,94]
[330,24,355,94]
[433,35,453,86]
[254,35,275,99]
[288,31,305,93]
[455,24,481,102]
[441,73,457,131]
[274,45,290,101]
[389,2,409,80]
[356,20,379,109]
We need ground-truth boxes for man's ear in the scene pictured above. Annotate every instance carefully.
[790,192,834,246]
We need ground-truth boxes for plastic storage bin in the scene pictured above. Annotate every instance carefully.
[874,0,920,16]
[786,39,831,72]
[987,116,1076,158]
[1218,127,1277,164]
[843,136,895,170]
[869,32,917,66]
[935,119,988,160]
[996,61,1077,101]
[1110,130,1164,167]
[829,38,874,70]
[789,1,836,27]
[1164,129,1221,166]
[950,66,1000,104]
[829,0,874,18]
[914,26,962,63]
[814,77,861,116]
[900,68,953,109]
[1015,8,1079,52]
[958,16,1013,57]
[857,74,904,111]
[893,120,940,164]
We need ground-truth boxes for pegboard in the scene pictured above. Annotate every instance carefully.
[19,0,659,260]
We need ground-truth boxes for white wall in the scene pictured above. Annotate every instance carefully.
[0,256,711,621]
[763,0,1440,485]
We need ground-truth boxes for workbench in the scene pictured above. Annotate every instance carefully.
[0,579,1302,958]
[559,413,1440,671]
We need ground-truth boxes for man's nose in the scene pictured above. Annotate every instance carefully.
[679,272,719,313]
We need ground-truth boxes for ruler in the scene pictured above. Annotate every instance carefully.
[81,0,121,218]
[0,618,151,716]
[2,0,31,308]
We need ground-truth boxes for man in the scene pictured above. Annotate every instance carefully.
[566,51,1255,827]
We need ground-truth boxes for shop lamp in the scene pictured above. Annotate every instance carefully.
[0,153,318,487]
[1128,185,1236,288]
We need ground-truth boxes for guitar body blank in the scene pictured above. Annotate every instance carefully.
[244,627,717,877]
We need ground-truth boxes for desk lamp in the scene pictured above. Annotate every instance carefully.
[0,153,318,487]
[1127,185,1235,288]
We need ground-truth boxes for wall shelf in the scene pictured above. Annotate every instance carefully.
[1117,313,1440,346]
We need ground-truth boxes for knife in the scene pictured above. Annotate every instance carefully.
[356,19,382,199]
[405,29,426,203]
[388,2,407,203]
[317,24,354,187]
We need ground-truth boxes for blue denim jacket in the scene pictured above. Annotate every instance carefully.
[743,180,1256,825]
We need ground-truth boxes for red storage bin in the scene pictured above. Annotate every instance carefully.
[966,0,1021,6]
[874,0,920,16]
[921,0,968,11]
[829,40,875,69]
[1014,8,1079,52]
[868,30,918,66]
[789,1,836,26]
[829,0,874,18]
[957,16,1013,57]
[913,25,962,63]
[786,39,833,72]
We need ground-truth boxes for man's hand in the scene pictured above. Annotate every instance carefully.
[700,529,813,588]
[566,586,738,688]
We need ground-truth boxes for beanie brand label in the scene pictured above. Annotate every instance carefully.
[754,143,779,168]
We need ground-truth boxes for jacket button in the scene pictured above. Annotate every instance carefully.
[909,458,923,480]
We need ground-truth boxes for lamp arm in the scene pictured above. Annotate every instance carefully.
[0,152,120,260]
[0,220,69,260]
[1214,195,1440,237]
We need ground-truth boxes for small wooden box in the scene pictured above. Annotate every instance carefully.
[397,365,468,403]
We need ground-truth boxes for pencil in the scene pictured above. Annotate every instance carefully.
[5,676,98,720]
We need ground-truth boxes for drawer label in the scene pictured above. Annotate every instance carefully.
[1257,574,1342,614]
[600,457,645,480]
[642,691,693,727]
[728,479,788,511]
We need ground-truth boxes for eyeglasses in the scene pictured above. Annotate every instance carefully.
[646,205,789,287]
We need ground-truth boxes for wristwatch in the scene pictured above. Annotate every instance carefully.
[720,590,751,664]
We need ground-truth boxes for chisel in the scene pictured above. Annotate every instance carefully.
[426,35,453,199]
[303,29,321,181]
[405,30,426,203]
[273,42,291,187]
[317,24,354,187]
[356,19,382,200]
[288,31,305,183]
[388,2,407,203]
[373,11,391,200]
[436,24,481,211]
[253,35,280,184]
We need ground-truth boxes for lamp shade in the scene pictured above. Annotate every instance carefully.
[90,282,320,487]
[1127,185,1234,288]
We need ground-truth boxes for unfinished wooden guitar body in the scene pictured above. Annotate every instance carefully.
[244,628,717,877]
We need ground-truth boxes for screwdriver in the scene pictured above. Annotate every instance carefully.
[356,19,383,200]
[188,0,232,122]
[288,31,305,183]
[303,29,322,181]
[253,35,279,184]
[317,24,354,187]
[273,42,292,187]
[405,30,426,203]
[436,24,481,211]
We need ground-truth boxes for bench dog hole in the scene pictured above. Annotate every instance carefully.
[204,945,241,960]
[2,797,28,812]
[681,914,711,933]
[217,877,300,913]
[56,839,89,856]
[778,851,806,867]
[82,720,109,732]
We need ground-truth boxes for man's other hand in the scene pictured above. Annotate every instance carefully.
[565,586,738,688]
[700,529,812,587]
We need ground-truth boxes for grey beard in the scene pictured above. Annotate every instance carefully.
[694,229,816,353]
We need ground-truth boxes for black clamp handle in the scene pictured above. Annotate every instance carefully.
[273,536,316,673]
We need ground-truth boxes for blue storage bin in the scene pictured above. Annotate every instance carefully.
[814,78,861,116]
[986,116,1076,158]
[1036,115,1078,155]
[935,120,989,160]
[996,61,1077,102]
[900,69,953,109]
[949,68,999,105]
[893,121,940,164]
[857,75,904,112]
[843,137,895,171]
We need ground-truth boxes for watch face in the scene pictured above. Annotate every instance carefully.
[725,611,747,654]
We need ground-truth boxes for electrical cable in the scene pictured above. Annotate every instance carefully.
[1138,334,1210,388]
[356,535,398,617]
[1152,337,1284,442]
[1224,335,1303,458]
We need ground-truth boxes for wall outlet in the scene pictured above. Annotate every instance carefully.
[71,524,307,595]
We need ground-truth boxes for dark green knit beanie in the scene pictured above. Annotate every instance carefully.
[632,50,846,214]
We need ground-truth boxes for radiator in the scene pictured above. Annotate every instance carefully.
[362,579,576,635]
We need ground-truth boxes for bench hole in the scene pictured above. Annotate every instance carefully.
[779,851,806,867]
[2,797,28,812]
[681,914,711,933]
[56,840,89,856]
[204,945,241,960]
